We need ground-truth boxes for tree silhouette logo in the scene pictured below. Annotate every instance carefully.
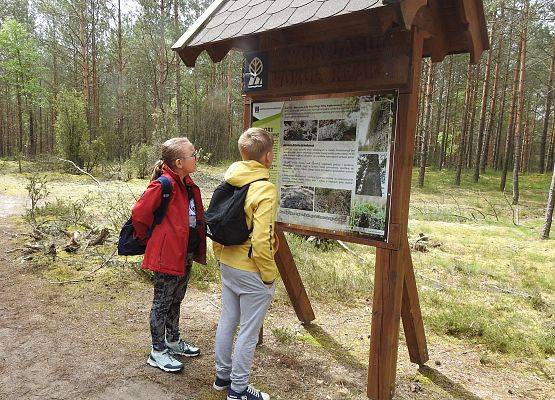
[249,57,263,77]
[246,54,266,90]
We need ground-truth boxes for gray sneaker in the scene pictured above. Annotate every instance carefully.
[166,339,201,357]
[147,349,183,372]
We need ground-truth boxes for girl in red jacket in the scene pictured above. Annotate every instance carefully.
[131,137,206,373]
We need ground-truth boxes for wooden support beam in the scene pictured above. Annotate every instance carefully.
[401,245,429,365]
[274,225,315,323]
[368,27,426,400]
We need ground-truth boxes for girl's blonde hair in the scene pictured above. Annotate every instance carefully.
[150,137,191,181]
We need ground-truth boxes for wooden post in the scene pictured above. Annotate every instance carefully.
[368,28,426,400]
[401,247,429,365]
[274,224,315,323]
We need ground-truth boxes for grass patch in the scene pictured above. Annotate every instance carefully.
[3,162,554,364]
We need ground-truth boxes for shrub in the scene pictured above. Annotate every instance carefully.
[128,144,157,179]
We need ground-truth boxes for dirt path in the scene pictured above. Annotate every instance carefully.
[0,193,28,217]
[0,197,552,399]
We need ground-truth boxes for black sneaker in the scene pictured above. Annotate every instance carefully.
[227,385,270,400]
[213,376,231,391]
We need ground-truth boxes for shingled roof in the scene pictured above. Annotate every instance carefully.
[173,0,489,67]
[174,0,386,49]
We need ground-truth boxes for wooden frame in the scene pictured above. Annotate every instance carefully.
[175,1,488,399]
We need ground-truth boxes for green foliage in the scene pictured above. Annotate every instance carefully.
[54,90,90,167]
[129,143,157,179]
[0,17,43,102]
[35,196,91,228]
[272,327,296,345]
[25,175,49,221]
[82,138,107,173]
[350,202,386,230]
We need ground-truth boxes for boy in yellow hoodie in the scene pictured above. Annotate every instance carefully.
[212,128,278,400]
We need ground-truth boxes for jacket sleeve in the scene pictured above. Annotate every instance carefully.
[251,184,279,283]
[131,180,162,241]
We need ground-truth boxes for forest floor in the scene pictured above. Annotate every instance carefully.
[0,160,553,400]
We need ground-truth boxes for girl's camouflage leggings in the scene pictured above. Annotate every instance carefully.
[149,254,193,351]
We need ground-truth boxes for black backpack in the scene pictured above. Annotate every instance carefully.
[205,179,267,246]
[117,176,172,256]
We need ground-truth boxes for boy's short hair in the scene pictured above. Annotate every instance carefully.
[238,128,273,161]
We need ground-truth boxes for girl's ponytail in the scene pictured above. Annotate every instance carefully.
[151,137,191,181]
[150,159,164,181]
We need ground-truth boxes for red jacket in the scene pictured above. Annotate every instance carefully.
[131,166,207,276]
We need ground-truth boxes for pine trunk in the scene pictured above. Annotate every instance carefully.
[501,38,523,192]
[456,64,474,186]
[541,161,555,239]
[512,0,529,205]
[418,61,435,188]
[539,38,555,173]
[474,19,497,181]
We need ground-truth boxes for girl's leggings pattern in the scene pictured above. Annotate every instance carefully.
[149,254,193,351]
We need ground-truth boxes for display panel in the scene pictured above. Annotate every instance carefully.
[252,93,397,241]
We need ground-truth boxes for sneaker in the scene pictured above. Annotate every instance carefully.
[227,385,270,400]
[147,349,183,372]
[165,339,201,357]
[213,376,231,391]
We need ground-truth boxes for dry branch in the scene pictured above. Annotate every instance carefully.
[56,157,101,185]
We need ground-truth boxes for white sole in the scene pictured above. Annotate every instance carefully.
[147,357,182,372]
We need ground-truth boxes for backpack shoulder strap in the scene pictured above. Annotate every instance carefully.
[240,178,269,189]
[153,176,172,225]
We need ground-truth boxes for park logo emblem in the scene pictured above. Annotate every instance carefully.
[243,52,268,92]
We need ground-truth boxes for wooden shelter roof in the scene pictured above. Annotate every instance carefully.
[173,0,490,67]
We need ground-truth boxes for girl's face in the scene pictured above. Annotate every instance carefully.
[173,142,197,178]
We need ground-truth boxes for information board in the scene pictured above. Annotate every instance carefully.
[253,93,397,240]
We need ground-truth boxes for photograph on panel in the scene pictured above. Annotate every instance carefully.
[280,186,315,211]
[355,153,387,197]
[313,188,352,216]
[357,98,393,152]
[283,120,318,141]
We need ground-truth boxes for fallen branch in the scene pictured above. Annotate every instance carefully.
[56,157,101,186]
[88,228,109,246]
[337,240,368,263]
[481,283,532,299]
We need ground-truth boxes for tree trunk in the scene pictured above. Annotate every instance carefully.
[512,0,529,205]
[501,38,523,192]
[466,70,479,168]
[418,61,435,188]
[541,161,555,239]
[16,84,24,155]
[474,19,497,181]
[455,64,474,186]
[547,120,555,173]
[439,57,453,170]
[28,106,36,157]
[174,0,182,135]
[540,37,555,174]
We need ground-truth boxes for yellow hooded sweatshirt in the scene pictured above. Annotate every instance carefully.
[212,160,279,283]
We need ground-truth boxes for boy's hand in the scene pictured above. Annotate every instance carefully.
[263,280,274,288]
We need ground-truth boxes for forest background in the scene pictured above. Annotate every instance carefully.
[0,0,554,201]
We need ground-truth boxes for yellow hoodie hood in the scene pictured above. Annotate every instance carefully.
[225,160,269,187]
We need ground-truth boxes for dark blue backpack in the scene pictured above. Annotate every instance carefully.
[117,176,172,256]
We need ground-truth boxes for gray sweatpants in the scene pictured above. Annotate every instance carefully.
[215,262,275,393]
